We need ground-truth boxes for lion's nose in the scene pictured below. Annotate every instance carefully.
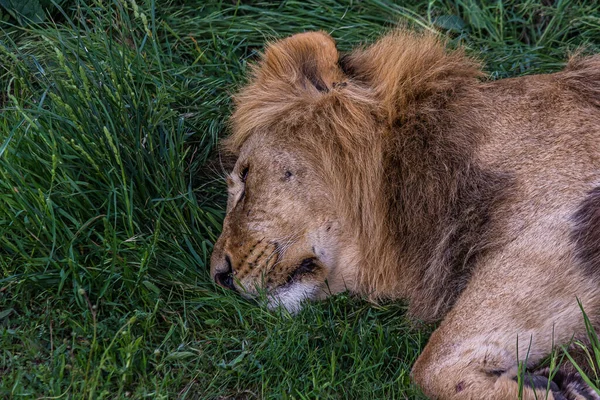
[214,255,236,291]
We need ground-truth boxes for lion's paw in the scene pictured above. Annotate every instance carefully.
[532,367,600,400]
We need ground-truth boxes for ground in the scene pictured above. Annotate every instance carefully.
[1,0,599,398]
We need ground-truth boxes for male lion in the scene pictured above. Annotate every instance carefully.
[210,30,600,399]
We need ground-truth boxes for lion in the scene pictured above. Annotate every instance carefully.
[210,29,600,399]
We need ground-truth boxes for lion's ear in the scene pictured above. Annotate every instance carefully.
[339,31,483,124]
[258,31,345,93]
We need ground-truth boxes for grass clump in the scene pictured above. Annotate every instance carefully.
[1,0,599,398]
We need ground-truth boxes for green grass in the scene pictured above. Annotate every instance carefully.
[1,0,599,398]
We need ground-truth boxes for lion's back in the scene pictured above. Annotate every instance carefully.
[474,59,600,200]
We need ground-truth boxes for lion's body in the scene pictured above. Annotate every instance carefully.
[211,30,600,399]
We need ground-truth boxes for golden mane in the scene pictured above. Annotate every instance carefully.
[226,30,492,322]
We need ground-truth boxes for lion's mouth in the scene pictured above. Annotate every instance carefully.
[265,257,322,313]
[284,257,318,286]
[227,253,323,312]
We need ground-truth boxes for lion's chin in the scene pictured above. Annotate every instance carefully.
[267,281,320,314]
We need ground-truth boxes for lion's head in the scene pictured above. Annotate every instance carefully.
[211,30,483,315]
[210,32,369,312]
[209,125,358,313]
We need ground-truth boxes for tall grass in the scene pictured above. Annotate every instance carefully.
[1,0,599,398]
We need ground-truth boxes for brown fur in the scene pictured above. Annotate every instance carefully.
[572,187,600,277]
[211,30,600,399]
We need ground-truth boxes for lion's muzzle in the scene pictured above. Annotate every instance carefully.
[211,237,281,294]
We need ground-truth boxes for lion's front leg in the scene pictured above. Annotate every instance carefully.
[412,327,563,400]
[413,332,600,400]
[410,248,600,400]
